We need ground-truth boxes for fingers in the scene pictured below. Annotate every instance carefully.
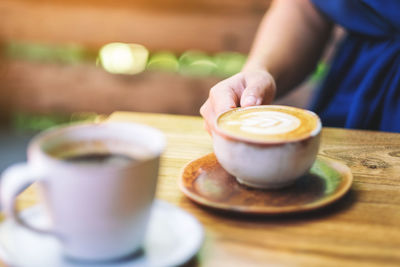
[240,71,276,107]
[209,82,239,116]
[200,80,241,134]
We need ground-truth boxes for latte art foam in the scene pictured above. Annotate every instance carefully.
[225,111,301,135]
[217,105,321,143]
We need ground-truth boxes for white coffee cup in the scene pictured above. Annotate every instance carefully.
[1,122,165,261]
[212,105,321,189]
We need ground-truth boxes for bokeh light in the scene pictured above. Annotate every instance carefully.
[178,50,217,77]
[99,43,149,75]
[147,52,179,72]
[213,52,246,77]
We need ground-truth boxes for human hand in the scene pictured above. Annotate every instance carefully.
[200,69,276,134]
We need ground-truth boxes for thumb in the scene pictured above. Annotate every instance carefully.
[240,72,276,107]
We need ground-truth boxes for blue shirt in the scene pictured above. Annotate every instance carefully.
[310,0,400,132]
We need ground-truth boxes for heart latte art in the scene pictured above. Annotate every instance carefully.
[217,106,321,142]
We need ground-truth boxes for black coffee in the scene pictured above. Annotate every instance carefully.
[63,153,136,166]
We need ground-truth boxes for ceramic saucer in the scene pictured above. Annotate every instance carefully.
[0,200,203,267]
[180,153,353,214]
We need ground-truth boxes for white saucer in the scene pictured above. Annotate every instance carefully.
[0,200,204,267]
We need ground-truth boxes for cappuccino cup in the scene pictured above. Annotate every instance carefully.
[212,105,321,189]
[1,122,165,261]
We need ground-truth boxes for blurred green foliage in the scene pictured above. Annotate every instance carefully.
[147,52,179,72]
[12,112,98,132]
[3,41,95,64]
[178,50,217,77]
[213,52,247,77]
[2,41,328,80]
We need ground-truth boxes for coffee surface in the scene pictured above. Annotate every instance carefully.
[217,106,320,142]
[62,153,135,166]
[46,140,151,166]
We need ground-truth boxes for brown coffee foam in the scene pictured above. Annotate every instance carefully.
[217,106,320,142]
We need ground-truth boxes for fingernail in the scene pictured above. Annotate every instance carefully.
[243,96,257,106]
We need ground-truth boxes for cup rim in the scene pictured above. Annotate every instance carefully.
[27,121,166,168]
[213,105,322,145]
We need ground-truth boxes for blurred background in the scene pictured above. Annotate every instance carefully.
[0,0,332,168]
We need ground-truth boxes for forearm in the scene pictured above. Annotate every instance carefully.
[243,0,333,96]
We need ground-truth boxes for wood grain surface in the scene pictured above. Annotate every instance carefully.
[5,112,400,267]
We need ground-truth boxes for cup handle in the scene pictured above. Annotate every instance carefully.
[1,163,55,236]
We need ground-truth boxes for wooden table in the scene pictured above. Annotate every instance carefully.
[7,112,400,266]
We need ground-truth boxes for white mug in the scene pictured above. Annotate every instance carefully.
[1,122,165,261]
[212,105,321,189]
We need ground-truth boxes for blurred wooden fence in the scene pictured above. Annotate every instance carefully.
[0,0,270,52]
[0,0,277,120]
